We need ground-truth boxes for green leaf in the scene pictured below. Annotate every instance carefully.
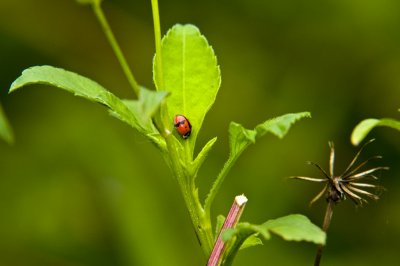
[215,215,226,238]
[220,215,325,265]
[119,88,169,133]
[230,112,311,159]
[240,234,263,250]
[204,112,310,216]
[229,122,257,158]
[9,66,167,146]
[154,24,221,153]
[260,214,326,244]
[224,214,325,245]
[0,103,14,144]
[255,112,312,139]
[351,118,400,145]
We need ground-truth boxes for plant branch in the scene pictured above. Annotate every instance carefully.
[204,152,242,219]
[92,1,140,95]
[151,0,164,91]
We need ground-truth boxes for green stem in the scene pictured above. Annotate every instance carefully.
[204,154,238,219]
[151,0,164,91]
[165,135,214,256]
[92,2,140,96]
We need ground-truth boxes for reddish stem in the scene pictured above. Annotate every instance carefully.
[207,195,248,266]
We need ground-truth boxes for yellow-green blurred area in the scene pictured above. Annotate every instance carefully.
[1,0,400,265]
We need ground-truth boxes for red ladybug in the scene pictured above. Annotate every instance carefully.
[174,115,192,139]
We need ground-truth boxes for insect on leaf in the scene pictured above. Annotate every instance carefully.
[154,24,221,154]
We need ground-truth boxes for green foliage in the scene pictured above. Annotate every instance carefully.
[9,65,168,148]
[7,3,319,264]
[220,214,326,265]
[75,0,102,5]
[351,117,400,145]
[0,103,14,144]
[204,112,311,215]
[154,24,221,154]
[229,112,311,160]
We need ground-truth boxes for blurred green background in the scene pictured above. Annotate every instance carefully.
[1,0,400,265]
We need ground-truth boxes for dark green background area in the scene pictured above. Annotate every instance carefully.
[1,0,400,265]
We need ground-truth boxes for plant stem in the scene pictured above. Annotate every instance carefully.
[92,2,140,96]
[151,0,164,91]
[164,135,214,255]
[207,195,248,266]
[314,199,334,266]
[204,154,237,219]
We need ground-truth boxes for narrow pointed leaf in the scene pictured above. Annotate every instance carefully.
[0,103,14,144]
[154,24,221,152]
[351,118,400,145]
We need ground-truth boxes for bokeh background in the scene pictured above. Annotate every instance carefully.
[1,0,400,265]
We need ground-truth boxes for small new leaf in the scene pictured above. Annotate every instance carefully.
[240,234,263,250]
[351,118,400,146]
[154,24,221,154]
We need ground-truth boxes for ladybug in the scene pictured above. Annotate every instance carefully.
[174,115,192,139]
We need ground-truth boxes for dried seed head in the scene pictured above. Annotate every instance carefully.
[291,139,388,206]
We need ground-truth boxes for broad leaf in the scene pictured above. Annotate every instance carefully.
[351,118,400,145]
[260,214,325,244]
[221,214,325,265]
[9,66,167,146]
[154,24,221,154]
[0,103,14,144]
[229,112,311,159]
[222,214,325,245]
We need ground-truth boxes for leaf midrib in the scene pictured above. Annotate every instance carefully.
[181,27,187,114]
